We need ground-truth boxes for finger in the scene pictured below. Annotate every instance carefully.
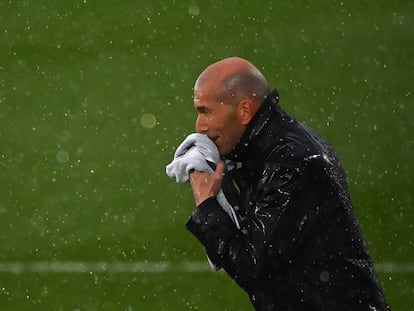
[189,169,201,181]
[215,161,225,179]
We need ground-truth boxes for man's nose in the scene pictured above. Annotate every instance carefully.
[195,115,208,133]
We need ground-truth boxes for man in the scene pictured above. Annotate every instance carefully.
[181,57,390,310]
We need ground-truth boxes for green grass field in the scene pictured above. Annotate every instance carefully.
[0,1,413,310]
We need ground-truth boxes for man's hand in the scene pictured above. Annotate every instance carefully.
[189,161,225,206]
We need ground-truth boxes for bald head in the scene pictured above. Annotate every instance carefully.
[195,57,270,107]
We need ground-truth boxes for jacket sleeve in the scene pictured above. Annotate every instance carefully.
[186,160,320,291]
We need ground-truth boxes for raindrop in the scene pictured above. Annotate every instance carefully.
[56,151,69,164]
[140,113,157,129]
[188,3,200,16]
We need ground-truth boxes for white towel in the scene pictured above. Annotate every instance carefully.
[166,133,240,270]
[166,133,240,227]
[166,133,219,183]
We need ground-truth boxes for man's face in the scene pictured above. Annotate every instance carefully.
[193,85,245,156]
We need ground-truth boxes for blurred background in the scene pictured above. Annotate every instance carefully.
[0,1,412,310]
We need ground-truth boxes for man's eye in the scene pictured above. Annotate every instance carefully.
[201,108,212,115]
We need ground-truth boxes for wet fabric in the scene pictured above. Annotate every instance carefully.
[186,90,391,310]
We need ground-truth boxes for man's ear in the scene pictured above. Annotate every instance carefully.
[239,99,255,125]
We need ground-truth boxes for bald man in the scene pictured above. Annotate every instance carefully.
[183,57,390,310]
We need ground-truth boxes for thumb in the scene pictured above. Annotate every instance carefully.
[214,161,225,180]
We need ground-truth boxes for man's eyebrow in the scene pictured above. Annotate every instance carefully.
[195,105,206,111]
[193,102,205,109]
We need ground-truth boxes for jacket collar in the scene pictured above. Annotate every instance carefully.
[226,89,293,163]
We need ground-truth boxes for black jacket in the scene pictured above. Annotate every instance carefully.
[186,90,390,310]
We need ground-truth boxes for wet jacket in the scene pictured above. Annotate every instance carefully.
[186,90,390,310]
